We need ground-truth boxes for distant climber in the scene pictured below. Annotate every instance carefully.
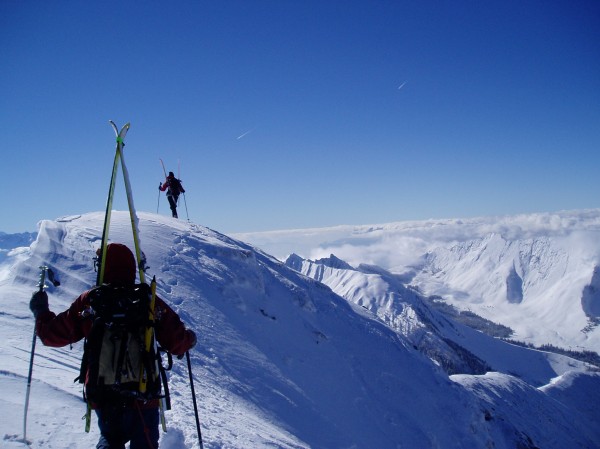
[160,171,185,218]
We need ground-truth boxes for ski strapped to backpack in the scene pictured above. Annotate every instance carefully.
[97,121,148,286]
[83,122,168,432]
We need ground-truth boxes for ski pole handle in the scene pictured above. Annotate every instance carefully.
[37,266,48,293]
[37,267,60,293]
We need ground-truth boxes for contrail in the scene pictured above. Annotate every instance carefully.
[397,81,407,90]
[237,128,255,140]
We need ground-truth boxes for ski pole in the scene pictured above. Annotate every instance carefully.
[157,182,162,213]
[175,158,190,221]
[186,351,204,449]
[182,192,190,221]
[23,267,60,443]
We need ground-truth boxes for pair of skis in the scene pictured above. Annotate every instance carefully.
[89,121,166,432]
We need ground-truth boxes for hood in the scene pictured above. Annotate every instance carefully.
[103,243,136,285]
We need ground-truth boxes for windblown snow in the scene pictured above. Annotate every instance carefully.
[0,211,598,449]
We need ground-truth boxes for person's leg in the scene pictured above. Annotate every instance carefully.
[172,195,180,218]
[167,196,178,218]
[129,406,160,449]
[96,407,130,449]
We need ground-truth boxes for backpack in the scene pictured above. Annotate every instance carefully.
[78,283,172,407]
[168,178,183,196]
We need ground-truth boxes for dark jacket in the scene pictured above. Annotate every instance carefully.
[160,175,185,197]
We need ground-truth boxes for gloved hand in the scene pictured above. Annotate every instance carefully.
[177,330,197,359]
[188,329,197,348]
[158,182,162,190]
[30,290,49,318]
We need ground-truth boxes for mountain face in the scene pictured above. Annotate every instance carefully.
[285,253,594,385]
[1,211,599,449]
[287,253,494,377]
[414,231,600,350]
[0,231,36,264]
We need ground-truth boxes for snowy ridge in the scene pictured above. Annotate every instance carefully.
[0,211,598,448]
[285,253,594,386]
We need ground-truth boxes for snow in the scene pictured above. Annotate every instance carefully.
[287,253,593,387]
[0,211,599,448]
[451,372,599,449]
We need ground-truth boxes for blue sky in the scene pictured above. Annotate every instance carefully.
[1,1,599,234]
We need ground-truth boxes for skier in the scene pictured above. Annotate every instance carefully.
[29,242,197,449]
[159,171,185,218]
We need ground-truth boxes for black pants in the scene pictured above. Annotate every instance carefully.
[96,405,159,449]
[167,195,179,218]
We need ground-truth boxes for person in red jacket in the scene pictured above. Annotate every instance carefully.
[29,243,196,449]
[159,171,185,218]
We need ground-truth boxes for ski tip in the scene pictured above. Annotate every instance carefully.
[120,123,131,138]
[108,121,131,133]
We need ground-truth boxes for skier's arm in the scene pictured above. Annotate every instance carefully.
[35,294,89,347]
[154,296,196,356]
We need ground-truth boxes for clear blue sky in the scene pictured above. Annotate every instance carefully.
[1,1,599,234]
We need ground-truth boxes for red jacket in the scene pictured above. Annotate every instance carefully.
[36,243,194,355]
[160,175,185,194]
[35,290,195,357]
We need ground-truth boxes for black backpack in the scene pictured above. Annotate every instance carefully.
[77,283,172,407]
[167,178,181,196]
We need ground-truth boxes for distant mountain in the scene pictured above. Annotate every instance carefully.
[413,230,600,351]
[237,209,600,352]
[285,252,595,385]
[0,230,36,264]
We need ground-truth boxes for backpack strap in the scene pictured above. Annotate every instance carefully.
[157,347,173,410]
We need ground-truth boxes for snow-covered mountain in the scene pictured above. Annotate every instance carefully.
[237,209,600,352]
[285,252,595,385]
[1,211,599,449]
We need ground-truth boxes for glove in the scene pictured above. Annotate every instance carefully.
[177,330,197,359]
[188,329,197,348]
[158,182,162,190]
[30,290,49,318]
